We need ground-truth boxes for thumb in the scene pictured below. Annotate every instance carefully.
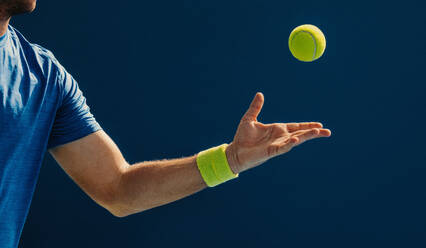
[242,92,264,122]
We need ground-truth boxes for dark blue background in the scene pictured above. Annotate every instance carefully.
[14,0,426,247]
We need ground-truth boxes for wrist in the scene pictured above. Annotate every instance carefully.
[225,142,241,174]
[196,144,238,187]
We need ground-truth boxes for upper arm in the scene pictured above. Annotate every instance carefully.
[49,130,128,210]
[46,60,128,211]
[47,61,101,149]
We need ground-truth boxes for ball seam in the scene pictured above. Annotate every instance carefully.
[290,30,317,61]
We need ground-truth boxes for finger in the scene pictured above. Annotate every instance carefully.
[319,128,332,137]
[242,92,264,122]
[293,128,331,145]
[274,128,330,156]
[291,128,330,136]
[286,122,323,132]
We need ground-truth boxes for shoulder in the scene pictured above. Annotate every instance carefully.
[30,42,66,79]
[9,25,65,78]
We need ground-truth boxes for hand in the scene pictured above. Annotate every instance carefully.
[226,92,331,174]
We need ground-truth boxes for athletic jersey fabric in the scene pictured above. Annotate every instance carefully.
[0,25,102,248]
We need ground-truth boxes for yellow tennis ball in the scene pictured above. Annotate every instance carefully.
[288,24,326,62]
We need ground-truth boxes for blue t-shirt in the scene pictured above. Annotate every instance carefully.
[0,25,102,248]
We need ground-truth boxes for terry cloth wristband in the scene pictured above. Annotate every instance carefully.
[196,144,239,187]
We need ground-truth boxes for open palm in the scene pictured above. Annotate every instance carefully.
[226,93,331,173]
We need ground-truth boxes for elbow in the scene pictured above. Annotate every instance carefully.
[101,186,134,218]
[102,194,137,218]
[107,206,131,218]
[105,202,149,218]
[102,165,134,218]
[90,177,129,217]
[100,170,147,218]
[98,165,158,218]
[98,190,132,218]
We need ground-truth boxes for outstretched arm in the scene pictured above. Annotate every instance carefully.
[49,92,331,217]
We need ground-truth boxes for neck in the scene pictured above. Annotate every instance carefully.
[0,19,9,36]
[0,9,11,36]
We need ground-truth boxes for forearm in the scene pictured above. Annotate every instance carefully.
[108,142,241,217]
[114,154,207,217]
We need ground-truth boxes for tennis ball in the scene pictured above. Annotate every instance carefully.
[288,24,326,62]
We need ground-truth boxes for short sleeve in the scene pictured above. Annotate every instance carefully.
[47,65,102,149]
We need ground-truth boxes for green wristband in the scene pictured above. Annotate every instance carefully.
[196,144,239,187]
